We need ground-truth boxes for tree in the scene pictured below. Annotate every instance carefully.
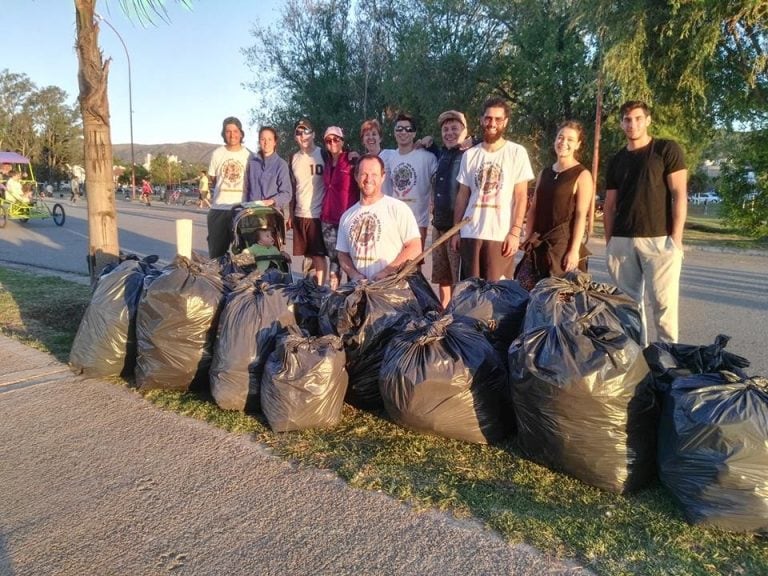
[243,0,507,151]
[0,69,83,183]
[574,0,767,127]
[0,70,36,153]
[73,0,188,282]
[244,0,370,151]
[150,153,182,189]
[717,130,768,237]
[29,86,82,184]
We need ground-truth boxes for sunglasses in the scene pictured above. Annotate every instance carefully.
[295,128,313,136]
[324,136,343,144]
[394,126,416,133]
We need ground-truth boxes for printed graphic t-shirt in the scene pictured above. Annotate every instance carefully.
[336,195,420,280]
[457,141,534,241]
[208,146,251,209]
[383,148,437,228]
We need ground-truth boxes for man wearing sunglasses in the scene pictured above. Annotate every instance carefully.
[289,118,328,285]
[451,97,534,281]
[383,114,437,249]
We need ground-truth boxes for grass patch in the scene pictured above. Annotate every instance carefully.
[591,206,768,251]
[0,267,91,360]
[2,266,767,575]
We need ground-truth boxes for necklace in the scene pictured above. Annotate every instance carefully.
[552,163,577,180]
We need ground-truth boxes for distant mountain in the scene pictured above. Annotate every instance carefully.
[112,142,219,166]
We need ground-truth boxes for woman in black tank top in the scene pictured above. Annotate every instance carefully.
[522,121,594,281]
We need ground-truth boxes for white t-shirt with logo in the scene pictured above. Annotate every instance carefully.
[208,145,251,209]
[291,146,325,219]
[457,141,534,240]
[336,195,420,280]
[382,148,437,228]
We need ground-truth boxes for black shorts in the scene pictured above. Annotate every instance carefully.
[292,217,327,257]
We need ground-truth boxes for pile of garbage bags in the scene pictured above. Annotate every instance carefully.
[70,257,768,533]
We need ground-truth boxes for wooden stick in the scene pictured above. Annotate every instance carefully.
[396,216,470,278]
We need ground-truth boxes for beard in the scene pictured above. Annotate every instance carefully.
[483,127,504,144]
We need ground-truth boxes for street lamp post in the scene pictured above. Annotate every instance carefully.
[94,13,136,199]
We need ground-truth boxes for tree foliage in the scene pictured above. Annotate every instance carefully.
[717,130,768,236]
[243,0,767,184]
[149,153,182,187]
[0,69,82,183]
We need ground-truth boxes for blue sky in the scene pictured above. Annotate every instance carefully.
[5,0,286,145]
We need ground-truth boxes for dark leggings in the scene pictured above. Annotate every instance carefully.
[207,208,234,259]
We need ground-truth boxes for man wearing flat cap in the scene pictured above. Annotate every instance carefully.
[432,109,469,306]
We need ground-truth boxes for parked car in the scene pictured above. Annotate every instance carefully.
[689,192,721,205]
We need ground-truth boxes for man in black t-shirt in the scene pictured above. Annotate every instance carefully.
[604,100,688,345]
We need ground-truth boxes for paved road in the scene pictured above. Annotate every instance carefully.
[2,198,766,374]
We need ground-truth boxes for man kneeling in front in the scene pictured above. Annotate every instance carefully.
[337,154,422,282]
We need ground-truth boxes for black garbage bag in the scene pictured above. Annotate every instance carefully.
[402,266,442,315]
[135,255,227,392]
[261,333,348,432]
[447,278,529,359]
[644,334,750,395]
[210,276,297,412]
[282,277,332,337]
[524,272,643,345]
[317,282,357,337]
[658,372,768,532]
[95,252,159,280]
[509,295,656,494]
[69,256,160,377]
[380,314,510,444]
[328,276,426,409]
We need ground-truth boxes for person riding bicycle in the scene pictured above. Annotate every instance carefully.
[141,179,153,206]
[5,171,31,204]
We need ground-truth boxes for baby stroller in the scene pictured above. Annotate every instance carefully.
[230,204,292,275]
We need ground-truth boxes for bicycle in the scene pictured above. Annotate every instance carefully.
[165,188,192,206]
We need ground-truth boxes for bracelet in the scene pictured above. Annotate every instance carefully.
[507,232,520,237]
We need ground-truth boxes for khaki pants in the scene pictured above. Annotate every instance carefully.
[606,236,683,346]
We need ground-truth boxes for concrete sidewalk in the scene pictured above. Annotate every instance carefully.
[0,335,591,576]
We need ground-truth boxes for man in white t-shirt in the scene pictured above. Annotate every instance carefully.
[451,97,534,281]
[207,116,251,258]
[337,155,421,281]
[289,118,328,285]
[382,113,437,249]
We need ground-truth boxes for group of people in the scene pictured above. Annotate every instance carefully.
[204,97,687,345]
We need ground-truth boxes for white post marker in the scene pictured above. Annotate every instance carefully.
[176,218,193,259]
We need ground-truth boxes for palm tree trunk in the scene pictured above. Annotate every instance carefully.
[75,0,120,282]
